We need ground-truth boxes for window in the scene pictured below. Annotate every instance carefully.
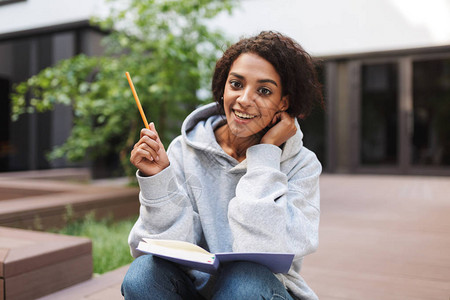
[360,63,398,165]
[412,58,450,166]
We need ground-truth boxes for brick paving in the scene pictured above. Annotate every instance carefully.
[37,174,450,299]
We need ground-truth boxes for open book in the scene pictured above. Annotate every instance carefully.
[137,238,294,274]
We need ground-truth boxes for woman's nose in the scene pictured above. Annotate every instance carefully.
[237,88,253,106]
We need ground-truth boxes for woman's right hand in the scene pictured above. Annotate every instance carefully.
[130,122,170,177]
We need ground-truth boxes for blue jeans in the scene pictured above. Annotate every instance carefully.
[121,255,295,300]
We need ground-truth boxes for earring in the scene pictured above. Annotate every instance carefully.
[220,96,223,101]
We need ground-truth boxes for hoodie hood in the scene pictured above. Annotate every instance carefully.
[181,102,304,165]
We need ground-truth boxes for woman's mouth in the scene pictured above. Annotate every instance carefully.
[233,109,257,120]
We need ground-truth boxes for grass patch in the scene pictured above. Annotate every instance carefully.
[50,211,137,275]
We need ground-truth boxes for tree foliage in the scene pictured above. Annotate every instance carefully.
[11,0,236,177]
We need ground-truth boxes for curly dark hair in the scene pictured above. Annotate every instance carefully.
[212,31,323,119]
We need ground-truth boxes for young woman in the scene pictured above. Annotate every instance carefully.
[122,31,323,300]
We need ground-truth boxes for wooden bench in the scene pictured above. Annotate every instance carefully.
[0,178,139,231]
[0,226,92,300]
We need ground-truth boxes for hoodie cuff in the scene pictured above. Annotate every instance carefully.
[246,144,282,171]
[136,166,174,202]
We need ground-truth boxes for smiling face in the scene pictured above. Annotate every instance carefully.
[222,53,289,138]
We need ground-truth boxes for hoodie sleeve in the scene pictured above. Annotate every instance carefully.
[127,138,202,258]
[228,143,321,258]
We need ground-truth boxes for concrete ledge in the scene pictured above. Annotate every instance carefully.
[0,227,93,300]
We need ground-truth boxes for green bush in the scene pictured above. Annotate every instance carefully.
[51,212,138,275]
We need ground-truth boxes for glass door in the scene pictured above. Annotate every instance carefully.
[360,62,399,166]
[412,58,450,167]
[353,55,450,175]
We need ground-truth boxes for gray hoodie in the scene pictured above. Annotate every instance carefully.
[128,102,321,299]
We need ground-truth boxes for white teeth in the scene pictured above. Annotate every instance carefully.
[234,110,256,119]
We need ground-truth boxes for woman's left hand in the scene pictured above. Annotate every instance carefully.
[260,112,297,147]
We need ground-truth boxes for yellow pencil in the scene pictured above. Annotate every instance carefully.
[125,72,149,129]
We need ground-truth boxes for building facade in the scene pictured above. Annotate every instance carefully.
[316,46,450,175]
[0,0,105,172]
[1,0,449,176]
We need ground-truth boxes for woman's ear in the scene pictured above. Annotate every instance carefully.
[279,95,289,112]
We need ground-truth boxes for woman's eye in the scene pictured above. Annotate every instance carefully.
[258,87,271,95]
[230,81,242,88]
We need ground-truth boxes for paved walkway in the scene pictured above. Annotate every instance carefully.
[40,174,450,300]
[303,174,450,299]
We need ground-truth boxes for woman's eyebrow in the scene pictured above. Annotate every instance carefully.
[229,72,278,87]
[258,79,278,87]
[229,72,244,80]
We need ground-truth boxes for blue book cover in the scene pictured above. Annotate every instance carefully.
[137,239,294,274]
